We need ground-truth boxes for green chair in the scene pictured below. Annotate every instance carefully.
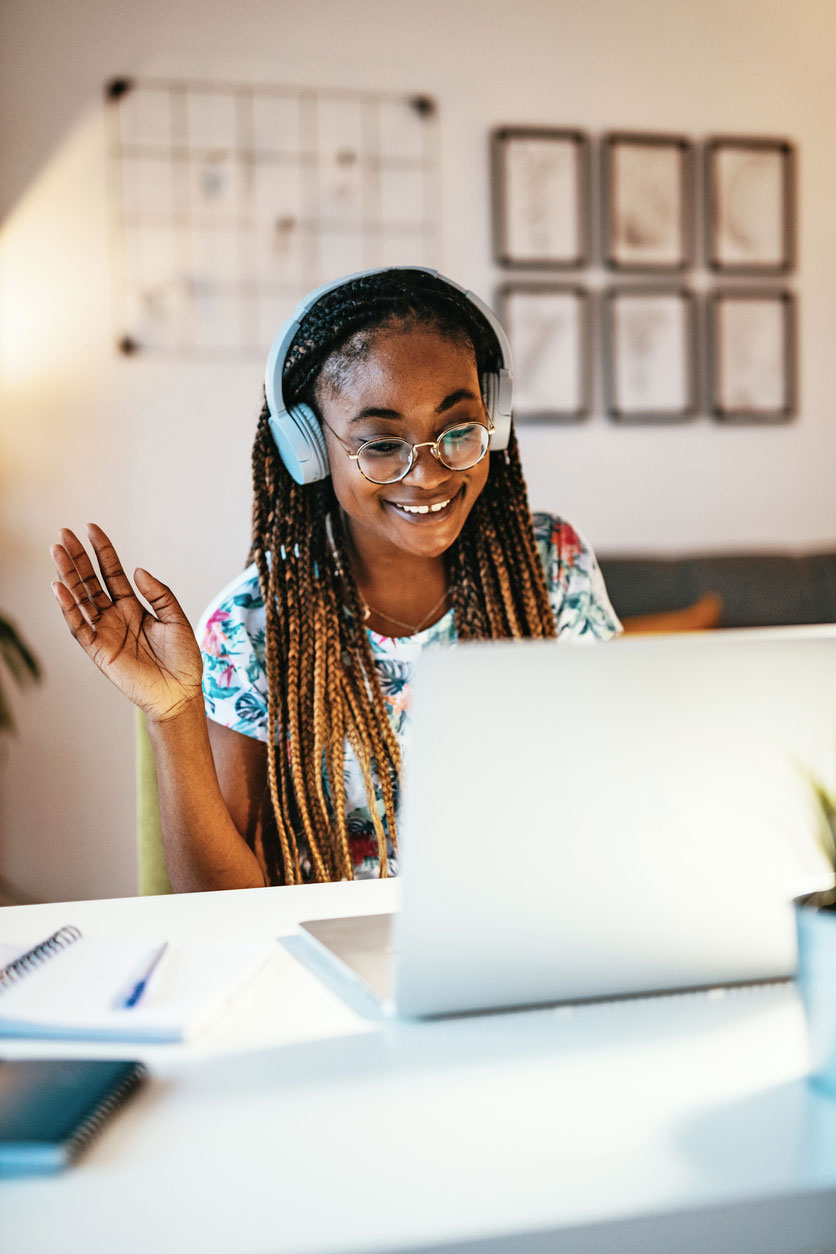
[135,707,173,895]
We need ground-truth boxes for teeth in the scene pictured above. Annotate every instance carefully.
[397,498,451,515]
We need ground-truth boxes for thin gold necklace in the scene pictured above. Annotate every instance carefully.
[361,586,451,635]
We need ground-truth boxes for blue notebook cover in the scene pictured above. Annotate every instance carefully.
[0,1057,147,1174]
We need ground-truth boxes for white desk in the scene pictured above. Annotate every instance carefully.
[2,881,836,1254]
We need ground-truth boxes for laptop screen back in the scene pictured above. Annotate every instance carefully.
[394,629,836,1017]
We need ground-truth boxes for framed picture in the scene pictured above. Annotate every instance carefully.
[706,137,796,274]
[602,133,692,271]
[496,284,590,422]
[708,290,796,422]
[604,288,697,422]
[491,127,588,268]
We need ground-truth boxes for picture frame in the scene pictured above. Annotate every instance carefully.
[708,290,796,422]
[602,132,692,271]
[603,287,697,423]
[496,283,590,422]
[706,137,796,274]
[491,127,589,269]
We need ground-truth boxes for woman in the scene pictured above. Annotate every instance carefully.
[51,268,620,891]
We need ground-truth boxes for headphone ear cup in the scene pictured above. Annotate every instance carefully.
[481,369,512,451]
[291,404,329,479]
[264,312,331,484]
[268,403,330,485]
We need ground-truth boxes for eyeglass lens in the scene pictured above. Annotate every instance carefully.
[358,423,490,484]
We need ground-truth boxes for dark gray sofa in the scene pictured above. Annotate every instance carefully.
[598,552,836,629]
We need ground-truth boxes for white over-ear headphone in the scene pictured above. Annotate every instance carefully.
[264,266,515,485]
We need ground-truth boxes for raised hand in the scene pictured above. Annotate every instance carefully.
[50,524,204,723]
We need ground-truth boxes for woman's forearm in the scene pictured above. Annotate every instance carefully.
[147,698,267,892]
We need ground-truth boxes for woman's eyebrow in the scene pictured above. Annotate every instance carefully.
[348,406,402,425]
[348,389,480,425]
[437,388,480,414]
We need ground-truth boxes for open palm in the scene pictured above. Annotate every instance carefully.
[50,524,204,722]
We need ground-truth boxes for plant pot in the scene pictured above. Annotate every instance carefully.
[794,885,836,1097]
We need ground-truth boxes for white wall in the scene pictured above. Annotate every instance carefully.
[2,0,836,902]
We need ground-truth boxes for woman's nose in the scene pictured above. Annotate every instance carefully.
[403,443,448,487]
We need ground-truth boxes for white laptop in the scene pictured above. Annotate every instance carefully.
[288,627,836,1018]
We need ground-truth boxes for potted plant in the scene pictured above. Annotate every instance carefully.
[0,613,42,905]
[794,774,836,1096]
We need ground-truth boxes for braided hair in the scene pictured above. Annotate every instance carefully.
[248,270,556,884]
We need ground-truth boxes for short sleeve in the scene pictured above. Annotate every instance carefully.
[532,512,622,641]
[197,565,270,742]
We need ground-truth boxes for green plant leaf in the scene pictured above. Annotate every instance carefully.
[0,679,14,734]
[0,617,42,683]
[811,778,836,868]
[0,614,42,735]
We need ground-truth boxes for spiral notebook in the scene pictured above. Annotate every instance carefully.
[0,925,273,1042]
[0,1057,147,1175]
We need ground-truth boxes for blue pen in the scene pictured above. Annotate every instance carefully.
[121,942,169,1009]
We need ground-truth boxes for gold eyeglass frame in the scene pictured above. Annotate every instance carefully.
[320,416,497,485]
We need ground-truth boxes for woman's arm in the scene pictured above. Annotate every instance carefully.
[146,701,268,891]
[51,525,267,892]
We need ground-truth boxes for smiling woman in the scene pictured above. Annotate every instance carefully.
[50,268,620,890]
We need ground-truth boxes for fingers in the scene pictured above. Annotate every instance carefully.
[85,523,136,604]
[133,568,191,627]
[50,525,189,637]
[50,529,111,627]
[51,579,98,651]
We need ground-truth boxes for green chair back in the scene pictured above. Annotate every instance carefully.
[135,707,173,895]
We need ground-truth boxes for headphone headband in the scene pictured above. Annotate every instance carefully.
[265,266,514,485]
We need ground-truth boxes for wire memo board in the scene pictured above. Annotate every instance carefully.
[105,77,441,356]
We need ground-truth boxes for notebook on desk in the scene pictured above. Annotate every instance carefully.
[0,927,273,1042]
[290,626,836,1019]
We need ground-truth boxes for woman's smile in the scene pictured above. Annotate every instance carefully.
[384,485,463,523]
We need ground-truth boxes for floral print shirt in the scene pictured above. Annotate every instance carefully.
[198,513,621,879]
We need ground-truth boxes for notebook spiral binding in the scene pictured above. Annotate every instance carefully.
[0,925,82,990]
[63,1062,148,1165]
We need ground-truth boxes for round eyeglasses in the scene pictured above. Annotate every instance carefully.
[322,418,495,485]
